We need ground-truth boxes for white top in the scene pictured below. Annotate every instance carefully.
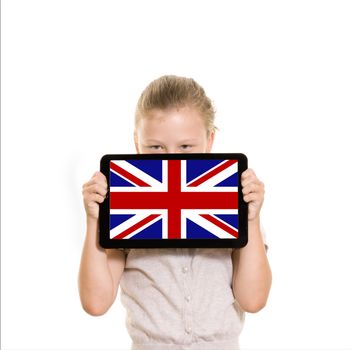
[119,225,267,350]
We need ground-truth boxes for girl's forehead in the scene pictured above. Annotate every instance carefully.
[137,108,207,140]
[146,106,200,118]
[140,107,205,127]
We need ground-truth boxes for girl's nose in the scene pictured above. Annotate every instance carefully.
[165,148,177,154]
[166,149,185,154]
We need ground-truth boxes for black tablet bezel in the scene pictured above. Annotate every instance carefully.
[99,153,248,249]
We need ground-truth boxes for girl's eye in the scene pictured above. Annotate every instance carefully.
[181,145,192,150]
[149,145,162,150]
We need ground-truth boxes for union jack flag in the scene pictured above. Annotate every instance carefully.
[109,159,239,240]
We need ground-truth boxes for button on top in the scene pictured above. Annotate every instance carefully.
[185,295,191,302]
[182,266,189,273]
[185,326,192,333]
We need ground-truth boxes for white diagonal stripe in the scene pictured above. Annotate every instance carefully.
[110,209,166,239]
[110,160,166,191]
[185,211,237,239]
[182,161,238,192]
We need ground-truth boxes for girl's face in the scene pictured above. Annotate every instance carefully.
[134,106,214,154]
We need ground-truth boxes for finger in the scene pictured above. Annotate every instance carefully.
[86,192,106,204]
[86,183,108,197]
[242,183,262,195]
[243,192,260,203]
[93,193,106,203]
[241,168,256,180]
[241,169,263,186]
[93,172,108,188]
[94,171,107,181]
[242,177,262,189]
[83,183,108,197]
[83,176,108,190]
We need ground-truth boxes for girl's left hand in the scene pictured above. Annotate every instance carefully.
[241,168,265,222]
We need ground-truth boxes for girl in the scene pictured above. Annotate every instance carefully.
[79,75,272,350]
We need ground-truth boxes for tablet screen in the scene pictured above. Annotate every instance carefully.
[99,154,248,249]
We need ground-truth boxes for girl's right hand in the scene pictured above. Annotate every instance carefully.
[82,171,108,220]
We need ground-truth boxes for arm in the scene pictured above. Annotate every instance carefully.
[78,171,126,316]
[232,169,272,313]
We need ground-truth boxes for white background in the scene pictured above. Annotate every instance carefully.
[1,1,352,349]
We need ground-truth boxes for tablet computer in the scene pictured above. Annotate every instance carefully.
[99,153,248,249]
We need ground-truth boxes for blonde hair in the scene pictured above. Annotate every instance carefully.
[135,75,217,135]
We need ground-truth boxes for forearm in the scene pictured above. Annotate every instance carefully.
[78,217,114,315]
[232,219,272,312]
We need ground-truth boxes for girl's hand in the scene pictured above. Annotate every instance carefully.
[241,168,265,222]
[82,171,108,220]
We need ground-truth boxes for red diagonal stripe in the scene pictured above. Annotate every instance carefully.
[187,160,237,187]
[200,214,238,238]
[112,214,160,239]
[110,161,151,187]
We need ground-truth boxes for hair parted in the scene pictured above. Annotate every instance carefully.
[135,75,217,134]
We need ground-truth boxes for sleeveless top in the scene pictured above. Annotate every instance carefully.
[118,226,267,350]
[119,248,242,350]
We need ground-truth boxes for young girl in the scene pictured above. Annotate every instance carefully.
[79,75,272,350]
